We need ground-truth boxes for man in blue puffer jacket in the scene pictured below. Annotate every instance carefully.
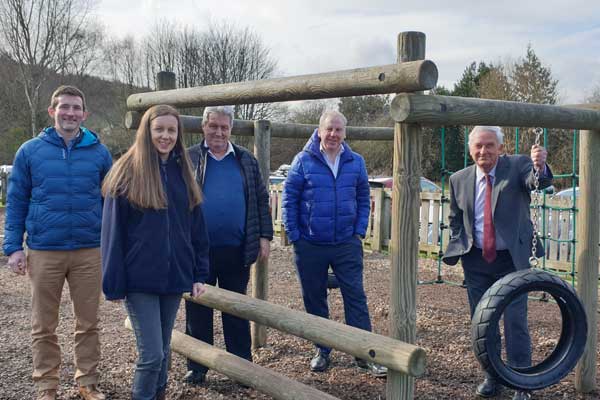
[3,86,112,400]
[282,110,386,377]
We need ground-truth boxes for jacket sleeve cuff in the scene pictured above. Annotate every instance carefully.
[104,293,125,301]
[4,246,24,257]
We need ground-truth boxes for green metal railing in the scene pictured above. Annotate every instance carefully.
[427,126,580,288]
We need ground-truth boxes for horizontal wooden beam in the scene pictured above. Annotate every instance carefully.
[124,319,339,400]
[390,94,600,130]
[184,286,426,377]
[564,102,600,111]
[126,60,438,111]
[125,111,394,140]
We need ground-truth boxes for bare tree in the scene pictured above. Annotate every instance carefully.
[61,21,104,77]
[138,20,278,121]
[585,84,600,104]
[0,0,98,136]
[198,22,277,120]
[103,35,146,93]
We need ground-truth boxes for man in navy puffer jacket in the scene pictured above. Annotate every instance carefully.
[282,110,386,377]
[3,86,112,400]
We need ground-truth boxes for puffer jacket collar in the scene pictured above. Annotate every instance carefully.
[38,126,100,148]
[303,129,354,167]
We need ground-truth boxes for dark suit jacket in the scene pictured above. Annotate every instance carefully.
[442,154,553,269]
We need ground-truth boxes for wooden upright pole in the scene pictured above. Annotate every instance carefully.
[251,119,271,349]
[574,129,600,392]
[156,71,176,91]
[387,31,425,400]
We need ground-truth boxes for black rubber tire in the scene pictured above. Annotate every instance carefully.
[471,268,587,391]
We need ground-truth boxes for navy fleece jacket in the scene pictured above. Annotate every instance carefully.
[101,155,209,300]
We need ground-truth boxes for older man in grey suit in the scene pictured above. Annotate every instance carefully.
[443,126,552,400]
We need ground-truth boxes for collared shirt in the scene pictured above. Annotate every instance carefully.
[56,130,81,150]
[204,141,235,161]
[473,165,507,250]
[320,144,344,178]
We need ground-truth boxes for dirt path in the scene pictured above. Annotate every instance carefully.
[0,209,598,399]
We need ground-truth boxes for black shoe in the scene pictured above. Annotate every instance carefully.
[309,352,330,372]
[476,377,499,398]
[513,391,531,400]
[355,358,388,377]
[183,370,206,385]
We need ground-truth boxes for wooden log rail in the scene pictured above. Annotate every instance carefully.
[124,319,340,400]
[125,111,394,140]
[183,285,426,377]
[126,61,438,111]
[390,94,600,130]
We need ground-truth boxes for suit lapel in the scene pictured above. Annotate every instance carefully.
[465,165,476,223]
[492,156,509,216]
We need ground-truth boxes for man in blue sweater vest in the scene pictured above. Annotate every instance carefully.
[282,110,386,377]
[3,86,112,400]
[184,106,273,385]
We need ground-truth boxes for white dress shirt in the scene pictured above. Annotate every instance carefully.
[204,141,235,161]
[320,144,344,178]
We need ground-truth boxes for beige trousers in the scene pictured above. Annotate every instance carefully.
[27,247,102,391]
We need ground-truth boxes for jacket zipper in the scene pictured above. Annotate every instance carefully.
[315,150,343,243]
[160,160,172,271]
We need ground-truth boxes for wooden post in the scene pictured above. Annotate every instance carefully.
[387,31,425,400]
[371,188,385,251]
[156,71,176,91]
[252,119,271,349]
[574,129,599,393]
[0,172,7,205]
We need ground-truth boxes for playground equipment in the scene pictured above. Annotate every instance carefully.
[125,31,600,399]
[472,268,587,391]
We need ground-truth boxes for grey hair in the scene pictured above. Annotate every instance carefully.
[468,126,504,145]
[202,105,234,126]
[319,109,347,127]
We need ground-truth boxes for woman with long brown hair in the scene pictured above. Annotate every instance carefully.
[101,105,209,400]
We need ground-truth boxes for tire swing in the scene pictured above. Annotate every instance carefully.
[471,128,588,391]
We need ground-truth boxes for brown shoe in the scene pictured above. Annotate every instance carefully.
[78,384,106,400]
[37,390,57,400]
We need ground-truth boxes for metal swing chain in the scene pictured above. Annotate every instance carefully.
[529,127,544,267]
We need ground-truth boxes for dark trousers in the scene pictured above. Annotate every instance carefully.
[461,247,532,369]
[185,246,251,373]
[293,237,372,355]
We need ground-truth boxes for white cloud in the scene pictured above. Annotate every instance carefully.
[92,0,600,103]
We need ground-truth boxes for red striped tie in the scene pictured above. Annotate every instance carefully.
[482,174,496,263]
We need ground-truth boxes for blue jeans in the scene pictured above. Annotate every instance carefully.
[293,237,372,355]
[125,293,182,400]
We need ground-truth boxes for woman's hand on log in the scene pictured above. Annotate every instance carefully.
[192,282,206,297]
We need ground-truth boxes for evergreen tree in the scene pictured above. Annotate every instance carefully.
[452,62,491,98]
[511,44,558,105]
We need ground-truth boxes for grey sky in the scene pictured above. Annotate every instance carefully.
[94,0,600,103]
